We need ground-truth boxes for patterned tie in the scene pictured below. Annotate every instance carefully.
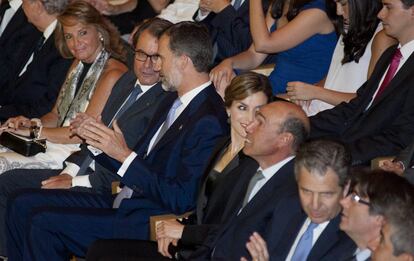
[241,170,265,208]
[110,84,142,127]
[113,98,182,208]
[374,48,402,102]
[291,222,318,261]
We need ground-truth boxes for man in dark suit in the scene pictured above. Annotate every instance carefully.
[370,172,414,261]
[309,0,414,166]
[0,0,41,89]
[193,0,270,64]
[188,101,309,260]
[339,169,413,261]
[0,0,71,121]
[6,21,228,260]
[0,17,172,256]
[242,140,356,261]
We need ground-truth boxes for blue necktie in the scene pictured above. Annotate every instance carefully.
[291,222,318,261]
[233,0,242,10]
[110,84,142,127]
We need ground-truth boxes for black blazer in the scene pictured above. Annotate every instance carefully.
[193,158,298,260]
[310,45,414,165]
[266,197,356,261]
[0,31,72,120]
[0,7,41,89]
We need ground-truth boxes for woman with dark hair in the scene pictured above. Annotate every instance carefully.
[0,0,127,173]
[286,0,396,116]
[210,0,337,96]
[85,72,273,261]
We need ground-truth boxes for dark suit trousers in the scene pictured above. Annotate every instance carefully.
[6,189,113,260]
[0,169,60,255]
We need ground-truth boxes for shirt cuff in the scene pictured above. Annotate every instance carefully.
[61,162,80,177]
[72,175,92,188]
[117,151,138,177]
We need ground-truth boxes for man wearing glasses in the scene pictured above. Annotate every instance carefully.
[339,169,396,261]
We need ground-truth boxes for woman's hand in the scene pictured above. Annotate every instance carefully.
[2,116,31,130]
[210,59,235,97]
[156,219,184,240]
[286,81,319,101]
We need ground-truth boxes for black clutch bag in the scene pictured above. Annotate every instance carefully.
[0,132,46,157]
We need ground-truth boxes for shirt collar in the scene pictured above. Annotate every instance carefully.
[134,79,158,94]
[178,81,211,107]
[43,19,57,40]
[354,248,371,261]
[259,156,295,181]
[9,0,21,11]
[399,39,414,60]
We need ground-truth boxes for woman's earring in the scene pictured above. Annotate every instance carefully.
[99,35,104,43]
[227,115,231,124]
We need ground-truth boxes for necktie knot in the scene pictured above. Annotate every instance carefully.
[291,221,318,261]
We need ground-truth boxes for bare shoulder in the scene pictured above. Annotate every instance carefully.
[101,58,127,78]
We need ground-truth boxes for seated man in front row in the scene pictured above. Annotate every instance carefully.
[244,169,414,261]
[5,21,228,260]
[239,139,355,261]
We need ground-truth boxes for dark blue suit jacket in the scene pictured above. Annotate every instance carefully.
[266,196,356,261]
[96,85,229,238]
[0,7,41,89]
[195,0,270,64]
[193,158,298,260]
[0,31,72,120]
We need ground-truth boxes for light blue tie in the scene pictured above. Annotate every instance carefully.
[233,0,242,10]
[152,98,182,147]
[291,222,318,261]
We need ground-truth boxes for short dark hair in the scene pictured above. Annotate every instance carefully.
[224,72,272,108]
[162,21,213,73]
[132,18,173,48]
[294,139,351,187]
[352,170,414,255]
[401,0,414,8]
[278,113,309,152]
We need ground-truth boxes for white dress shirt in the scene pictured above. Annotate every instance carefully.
[117,81,211,178]
[285,218,330,261]
[0,0,21,37]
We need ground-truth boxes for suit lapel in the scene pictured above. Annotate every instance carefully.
[119,82,164,122]
[308,215,342,260]
[148,85,213,155]
[101,72,135,124]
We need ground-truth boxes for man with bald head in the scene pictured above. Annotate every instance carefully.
[190,101,310,260]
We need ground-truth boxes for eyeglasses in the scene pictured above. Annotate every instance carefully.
[134,50,160,63]
[348,191,370,206]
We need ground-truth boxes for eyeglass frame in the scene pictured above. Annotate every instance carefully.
[347,190,370,206]
[134,50,160,63]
